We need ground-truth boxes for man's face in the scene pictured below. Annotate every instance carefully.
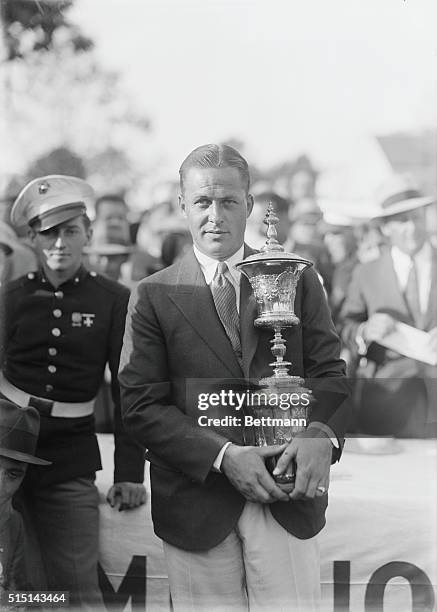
[0,456,27,501]
[324,230,348,264]
[95,201,129,242]
[381,208,427,255]
[30,215,91,277]
[179,167,253,260]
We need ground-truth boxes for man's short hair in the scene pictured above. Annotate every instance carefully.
[179,144,250,193]
[95,194,128,216]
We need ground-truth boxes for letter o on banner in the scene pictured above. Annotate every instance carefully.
[365,562,435,612]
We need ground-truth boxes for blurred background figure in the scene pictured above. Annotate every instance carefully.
[130,200,188,280]
[0,222,18,286]
[341,176,437,437]
[354,220,386,264]
[287,167,317,203]
[87,193,133,284]
[320,212,358,327]
[285,198,333,292]
[0,182,38,280]
[92,194,131,245]
[87,242,133,283]
[245,191,291,249]
[134,201,176,259]
[161,230,192,267]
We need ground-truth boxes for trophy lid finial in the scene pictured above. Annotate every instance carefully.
[261,202,285,253]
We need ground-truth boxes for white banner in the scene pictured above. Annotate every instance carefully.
[96,436,437,611]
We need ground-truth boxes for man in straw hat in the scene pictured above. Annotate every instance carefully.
[0,175,146,608]
[0,400,50,593]
[341,175,437,436]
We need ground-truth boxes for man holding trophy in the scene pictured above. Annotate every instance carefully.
[119,144,349,611]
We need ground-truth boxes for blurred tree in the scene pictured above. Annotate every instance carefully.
[85,147,134,195]
[0,0,93,60]
[27,146,86,179]
[0,0,151,194]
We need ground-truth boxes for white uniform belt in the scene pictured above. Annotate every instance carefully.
[0,373,95,418]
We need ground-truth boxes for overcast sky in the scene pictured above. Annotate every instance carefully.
[71,0,436,188]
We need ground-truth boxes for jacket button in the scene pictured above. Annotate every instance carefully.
[45,384,54,393]
[51,328,61,337]
[48,365,57,374]
[53,309,62,318]
[48,347,57,356]
[54,291,64,299]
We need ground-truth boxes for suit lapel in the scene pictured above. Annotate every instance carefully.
[169,249,243,378]
[239,245,260,379]
[240,275,259,379]
[379,249,414,321]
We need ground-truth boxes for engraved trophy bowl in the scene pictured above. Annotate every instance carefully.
[236,203,315,483]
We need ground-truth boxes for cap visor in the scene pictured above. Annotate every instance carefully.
[0,447,52,466]
[36,206,86,232]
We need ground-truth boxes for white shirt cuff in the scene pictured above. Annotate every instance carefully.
[355,322,368,355]
[307,422,340,449]
[212,442,233,472]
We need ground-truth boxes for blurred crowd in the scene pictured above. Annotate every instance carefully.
[1,169,437,440]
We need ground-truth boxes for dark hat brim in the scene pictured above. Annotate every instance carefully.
[0,446,52,466]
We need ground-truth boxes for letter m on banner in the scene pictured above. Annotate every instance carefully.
[98,556,146,610]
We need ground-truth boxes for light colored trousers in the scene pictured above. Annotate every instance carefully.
[163,501,321,612]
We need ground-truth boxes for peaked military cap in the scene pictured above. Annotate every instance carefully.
[11,175,94,231]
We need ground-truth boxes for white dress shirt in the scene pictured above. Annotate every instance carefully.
[193,245,244,470]
[193,244,244,313]
[391,242,432,314]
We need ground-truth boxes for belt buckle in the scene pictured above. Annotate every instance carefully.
[28,396,54,417]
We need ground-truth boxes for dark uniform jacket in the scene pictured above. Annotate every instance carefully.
[119,246,348,551]
[0,266,144,486]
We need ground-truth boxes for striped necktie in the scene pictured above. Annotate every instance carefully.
[404,258,422,328]
[210,262,242,364]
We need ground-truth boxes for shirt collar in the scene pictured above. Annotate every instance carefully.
[391,241,432,267]
[193,244,245,285]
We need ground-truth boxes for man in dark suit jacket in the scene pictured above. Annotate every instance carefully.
[341,177,437,437]
[119,144,348,611]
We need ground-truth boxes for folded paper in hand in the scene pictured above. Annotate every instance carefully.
[379,322,437,366]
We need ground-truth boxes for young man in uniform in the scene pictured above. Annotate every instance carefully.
[0,175,146,608]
